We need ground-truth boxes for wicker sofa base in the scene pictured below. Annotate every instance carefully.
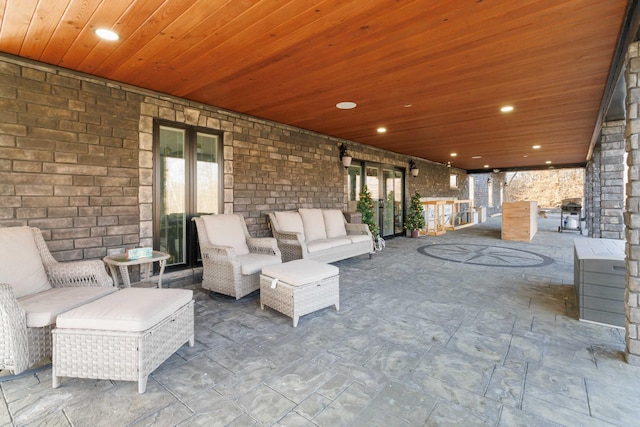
[260,270,339,327]
[52,300,194,393]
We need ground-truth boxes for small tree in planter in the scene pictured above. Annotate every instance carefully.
[405,191,425,237]
[357,185,379,243]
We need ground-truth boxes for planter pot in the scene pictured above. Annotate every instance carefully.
[411,230,419,238]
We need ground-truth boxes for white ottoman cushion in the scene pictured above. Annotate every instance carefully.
[56,288,193,332]
[262,259,338,286]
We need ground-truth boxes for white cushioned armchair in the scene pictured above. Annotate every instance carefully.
[0,226,115,375]
[193,214,282,299]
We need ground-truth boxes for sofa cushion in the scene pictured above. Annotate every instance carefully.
[0,226,52,299]
[18,286,117,328]
[237,253,282,275]
[298,208,327,242]
[307,238,351,253]
[323,210,347,238]
[202,215,250,255]
[273,211,305,240]
[56,288,193,332]
[348,234,372,244]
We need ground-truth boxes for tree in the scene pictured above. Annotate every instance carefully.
[357,185,379,239]
[405,191,425,233]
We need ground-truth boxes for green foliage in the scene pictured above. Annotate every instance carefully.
[405,191,425,231]
[357,185,379,238]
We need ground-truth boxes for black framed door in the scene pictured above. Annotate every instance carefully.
[365,163,405,238]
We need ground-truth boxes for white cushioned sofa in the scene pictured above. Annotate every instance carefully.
[268,209,373,263]
[0,226,115,375]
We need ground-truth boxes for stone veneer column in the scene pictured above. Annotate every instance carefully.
[600,120,626,239]
[624,41,640,365]
[586,145,601,238]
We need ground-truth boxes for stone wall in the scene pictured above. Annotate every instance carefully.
[471,172,505,216]
[625,41,640,365]
[0,58,142,260]
[0,54,468,263]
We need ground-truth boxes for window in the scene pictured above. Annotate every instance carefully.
[153,120,222,269]
[488,178,494,208]
[450,174,458,189]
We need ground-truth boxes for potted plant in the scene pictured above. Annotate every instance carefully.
[405,191,425,237]
[357,185,380,245]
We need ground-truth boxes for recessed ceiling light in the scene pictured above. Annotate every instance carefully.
[484,165,490,168]
[545,160,552,164]
[532,145,541,149]
[94,28,120,41]
[500,105,514,113]
[377,127,387,133]
[523,155,528,158]
[472,155,482,159]
[336,101,357,110]
[403,103,413,108]
[450,152,457,157]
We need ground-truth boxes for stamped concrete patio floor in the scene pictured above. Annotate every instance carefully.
[2,215,640,426]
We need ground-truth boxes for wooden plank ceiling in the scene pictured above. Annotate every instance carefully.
[0,0,629,171]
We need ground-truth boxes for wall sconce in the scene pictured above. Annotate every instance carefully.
[408,159,419,177]
[487,177,493,185]
[339,143,352,168]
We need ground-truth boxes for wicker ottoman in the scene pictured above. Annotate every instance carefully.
[52,288,194,393]
[260,259,339,327]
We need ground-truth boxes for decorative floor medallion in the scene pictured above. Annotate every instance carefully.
[418,244,554,268]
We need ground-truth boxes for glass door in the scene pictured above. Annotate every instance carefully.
[365,163,405,239]
[382,168,404,237]
[155,121,222,270]
[365,166,380,234]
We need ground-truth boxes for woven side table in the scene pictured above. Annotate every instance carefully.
[52,288,194,393]
[260,259,339,327]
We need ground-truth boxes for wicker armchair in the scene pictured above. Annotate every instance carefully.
[193,214,282,299]
[0,227,114,375]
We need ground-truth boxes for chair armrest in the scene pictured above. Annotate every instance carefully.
[47,260,114,288]
[0,283,29,374]
[200,244,237,262]
[247,237,282,257]
[272,229,304,244]
[346,223,373,236]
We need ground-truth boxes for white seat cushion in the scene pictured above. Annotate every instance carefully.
[262,260,338,286]
[18,286,117,328]
[237,253,282,275]
[298,209,327,242]
[348,234,371,244]
[56,288,193,332]
[323,210,347,238]
[306,240,335,253]
[307,238,351,253]
[0,226,51,299]
[202,215,250,255]
[273,211,305,240]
